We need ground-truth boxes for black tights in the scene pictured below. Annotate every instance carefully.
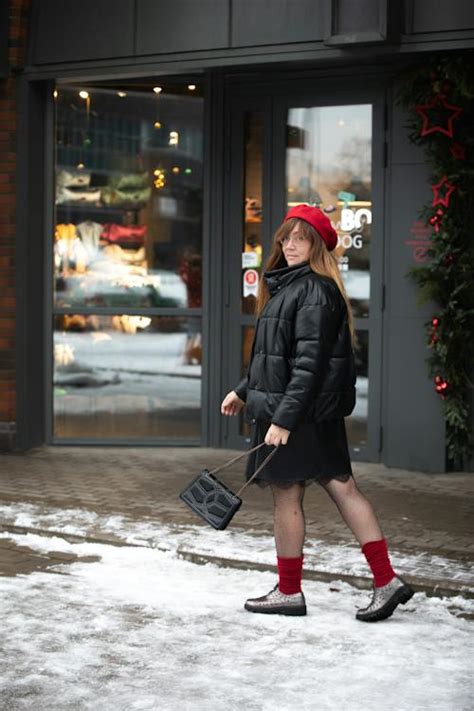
[271,476,383,558]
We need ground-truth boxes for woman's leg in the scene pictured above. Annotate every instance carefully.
[244,482,307,611]
[321,475,383,546]
[322,476,399,592]
[271,482,306,557]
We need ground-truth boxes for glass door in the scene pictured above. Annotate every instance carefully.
[223,89,384,461]
[285,104,375,455]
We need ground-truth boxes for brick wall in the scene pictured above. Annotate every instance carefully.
[0,0,31,449]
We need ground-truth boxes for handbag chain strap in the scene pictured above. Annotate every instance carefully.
[209,441,280,498]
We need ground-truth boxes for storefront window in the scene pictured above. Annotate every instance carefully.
[54,84,203,309]
[54,315,201,439]
[286,105,372,318]
[53,81,204,440]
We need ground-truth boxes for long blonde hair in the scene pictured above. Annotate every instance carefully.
[256,218,358,350]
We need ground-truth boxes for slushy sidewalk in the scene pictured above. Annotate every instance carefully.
[0,446,472,596]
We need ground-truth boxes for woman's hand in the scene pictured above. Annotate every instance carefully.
[265,423,290,446]
[221,391,245,416]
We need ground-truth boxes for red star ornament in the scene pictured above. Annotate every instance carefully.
[431,176,456,208]
[415,95,463,138]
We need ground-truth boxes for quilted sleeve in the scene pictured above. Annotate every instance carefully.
[271,293,340,431]
[234,376,248,402]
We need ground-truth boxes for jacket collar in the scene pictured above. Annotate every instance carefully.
[264,260,312,296]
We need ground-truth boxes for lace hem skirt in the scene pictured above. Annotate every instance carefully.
[245,418,353,489]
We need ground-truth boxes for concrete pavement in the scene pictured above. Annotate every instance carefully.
[0,446,472,596]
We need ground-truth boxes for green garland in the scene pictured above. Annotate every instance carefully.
[397,54,474,470]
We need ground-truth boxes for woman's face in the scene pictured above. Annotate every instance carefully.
[281,222,312,266]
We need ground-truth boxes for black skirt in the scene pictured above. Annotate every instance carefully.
[245,418,353,489]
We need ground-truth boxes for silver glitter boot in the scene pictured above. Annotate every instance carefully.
[245,584,307,616]
[356,575,415,622]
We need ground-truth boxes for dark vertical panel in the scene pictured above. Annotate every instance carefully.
[16,78,48,450]
[391,99,425,166]
[385,317,445,471]
[411,0,474,33]
[232,0,324,47]
[0,0,8,77]
[31,0,134,64]
[136,0,229,55]
[383,155,445,471]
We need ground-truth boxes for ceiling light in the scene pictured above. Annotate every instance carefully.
[117,91,127,98]
[154,121,162,129]
[172,166,180,173]
[77,162,85,169]
[153,86,163,94]
[79,91,89,99]
[188,84,196,91]
[53,89,58,98]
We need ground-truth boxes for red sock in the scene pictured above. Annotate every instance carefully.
[362,538,396,588]
[277,555,304,594]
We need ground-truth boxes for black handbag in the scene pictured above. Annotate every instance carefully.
[179,442,279,530]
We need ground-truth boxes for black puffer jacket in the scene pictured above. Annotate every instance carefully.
[234,261,356,431]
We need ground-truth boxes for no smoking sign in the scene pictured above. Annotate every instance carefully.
[243,269,259,297]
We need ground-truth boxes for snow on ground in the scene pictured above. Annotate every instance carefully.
[0,531,473,711]
[0,502,472,590]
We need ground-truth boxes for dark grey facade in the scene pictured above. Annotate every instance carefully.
[16,0,474,472]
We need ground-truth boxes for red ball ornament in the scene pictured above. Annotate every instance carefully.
[450,142,466,161]
[431,176,456,208]
[434,374,449,398]
[415,95,463,138]
[432,317,439,327]
[428,208,445,233]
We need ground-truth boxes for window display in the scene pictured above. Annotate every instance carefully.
[54,84,203,310]
[53,82,204,440]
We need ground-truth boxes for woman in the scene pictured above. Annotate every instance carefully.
[221,204,414,621]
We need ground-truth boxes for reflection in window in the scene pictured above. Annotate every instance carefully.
[346,329,368,450]
[286,105,372,318]
[242,113,263,315]
[53,315,201,439]
[54,84,204,309]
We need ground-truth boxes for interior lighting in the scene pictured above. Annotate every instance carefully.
[79,90,89,99]
[337,119,345,127]
[153,168,166,189]
[169,130,179,146]
[154,121,162,129]
[77,162,85,170]
[117,91,127,98]
[172,166,180,173]
[53,89,58,99]
[184,168,192,174]
[188,84,196,91]
[153,86,163,94]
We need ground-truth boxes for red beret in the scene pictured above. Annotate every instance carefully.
[284,204,338,251]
